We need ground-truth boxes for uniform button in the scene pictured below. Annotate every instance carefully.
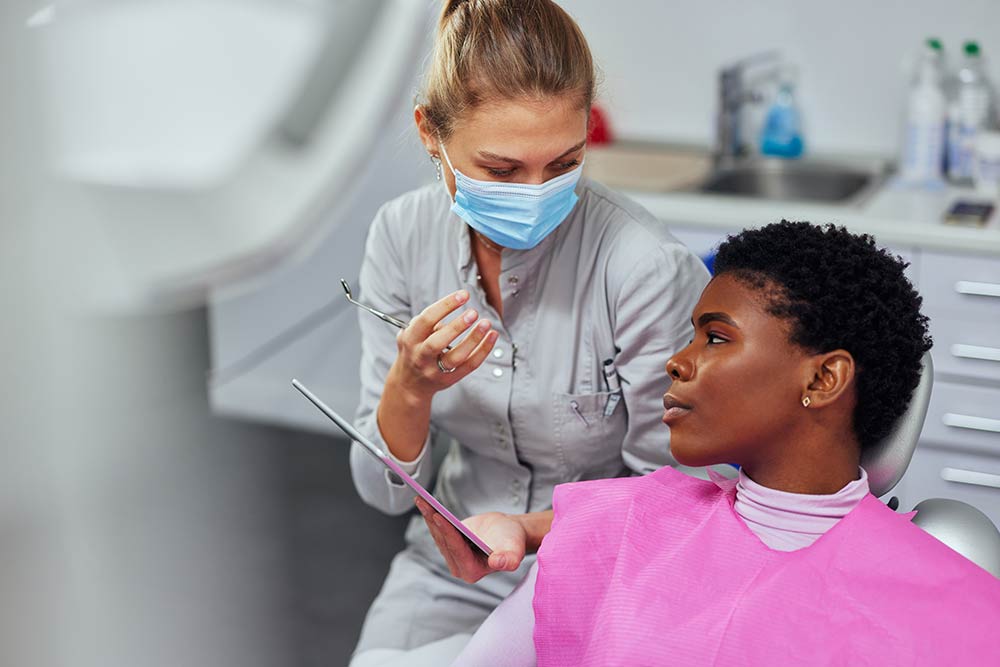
[508,275,519,285]
[492,368,503,378]
[493,348,504,358]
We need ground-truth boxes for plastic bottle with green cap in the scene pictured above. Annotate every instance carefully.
[946,40,995,183]
[900,37,946,185]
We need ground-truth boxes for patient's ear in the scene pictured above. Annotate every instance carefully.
[802,350,855,408]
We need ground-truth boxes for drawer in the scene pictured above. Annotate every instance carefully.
[893,445,1000,531]
[919,251,1000,382]
[919,250,1000,321]
[921,379,1000,455]
[926,315,1000,383]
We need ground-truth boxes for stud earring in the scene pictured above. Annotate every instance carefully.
[430,154,442,181]
[801,395,811,407]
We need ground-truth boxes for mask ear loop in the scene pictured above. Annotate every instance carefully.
[438,139,457,176]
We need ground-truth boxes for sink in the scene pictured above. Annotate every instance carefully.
[699,159,887,205]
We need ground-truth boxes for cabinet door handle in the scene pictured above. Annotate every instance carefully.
[940,467,1000,490]
[942,413,1000,433]
[954,280,1000,298]
[950,344,1000,363]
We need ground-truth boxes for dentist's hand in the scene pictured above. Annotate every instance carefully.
[415,497,527,583]
[376,290,497,462]
[387,289,498,401]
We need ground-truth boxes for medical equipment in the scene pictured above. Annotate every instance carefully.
[340,279,456,360]
[340,279,407,329]
[291,379,493,557]
[911,498,1000,576]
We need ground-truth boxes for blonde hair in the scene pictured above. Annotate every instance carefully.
[421,0,596,140]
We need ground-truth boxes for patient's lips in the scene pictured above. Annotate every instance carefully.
[662,394,692,424]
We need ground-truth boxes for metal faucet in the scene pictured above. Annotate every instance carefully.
[714,51,782,168]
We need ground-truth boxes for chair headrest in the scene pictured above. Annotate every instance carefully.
[861,352,933,498]
[910,498,1000,577]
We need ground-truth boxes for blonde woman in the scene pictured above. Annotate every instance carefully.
[348,1,709,664]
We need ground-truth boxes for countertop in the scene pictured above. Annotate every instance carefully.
[584,143,1000,256]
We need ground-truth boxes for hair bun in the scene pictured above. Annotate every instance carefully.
[442,0,472,19]
[424,0,595,139]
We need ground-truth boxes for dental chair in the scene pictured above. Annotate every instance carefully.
[863,353,1000,577]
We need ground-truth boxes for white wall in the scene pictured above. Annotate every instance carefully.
[563,0,1000,156]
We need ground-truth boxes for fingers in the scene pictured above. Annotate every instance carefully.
[415,498,466,572]
[416,499,461,576]
[424,308,488,357]
[434,320,496,371]
[406,290,470,340]
[414,498,490,583]
[435,514,476,574]
[405,293,499,380]
[454,328,499,374]
[487,552,519,571]
[399,290,494,377]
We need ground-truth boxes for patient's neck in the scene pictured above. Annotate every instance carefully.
[741,424,861,495]
[732,466,870,552]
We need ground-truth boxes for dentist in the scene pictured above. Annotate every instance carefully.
[348,1,709,664]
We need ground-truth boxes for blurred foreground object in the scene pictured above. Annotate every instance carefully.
[33,0,426,311]
[3,2,428,666]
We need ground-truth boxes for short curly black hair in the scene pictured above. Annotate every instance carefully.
[713,221,932,451]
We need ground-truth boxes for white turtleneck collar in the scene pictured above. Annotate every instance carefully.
[728,467,870,552]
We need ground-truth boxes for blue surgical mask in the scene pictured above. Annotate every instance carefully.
[439,142,583,250]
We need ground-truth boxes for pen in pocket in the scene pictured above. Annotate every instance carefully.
[602,358,622,417]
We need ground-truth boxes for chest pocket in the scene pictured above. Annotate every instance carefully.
[552,389,628,481]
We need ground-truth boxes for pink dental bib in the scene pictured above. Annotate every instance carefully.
[533,466,1000,666]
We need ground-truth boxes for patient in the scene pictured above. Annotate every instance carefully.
[418,221,1000,665]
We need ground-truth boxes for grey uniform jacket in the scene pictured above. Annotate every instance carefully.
[351,178,710,532]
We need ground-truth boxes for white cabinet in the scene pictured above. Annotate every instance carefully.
[921,380,1000,455]
[919,251,1000,384]
[901,248,1000,521]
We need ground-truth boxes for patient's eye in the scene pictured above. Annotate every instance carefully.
[706,332,727,345]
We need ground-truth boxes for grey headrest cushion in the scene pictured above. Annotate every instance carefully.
[861,352,933,498]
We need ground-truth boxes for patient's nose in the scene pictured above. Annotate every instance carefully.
[666,354,692,382]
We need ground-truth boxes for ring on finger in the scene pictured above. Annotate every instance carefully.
[436,352,456,374]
